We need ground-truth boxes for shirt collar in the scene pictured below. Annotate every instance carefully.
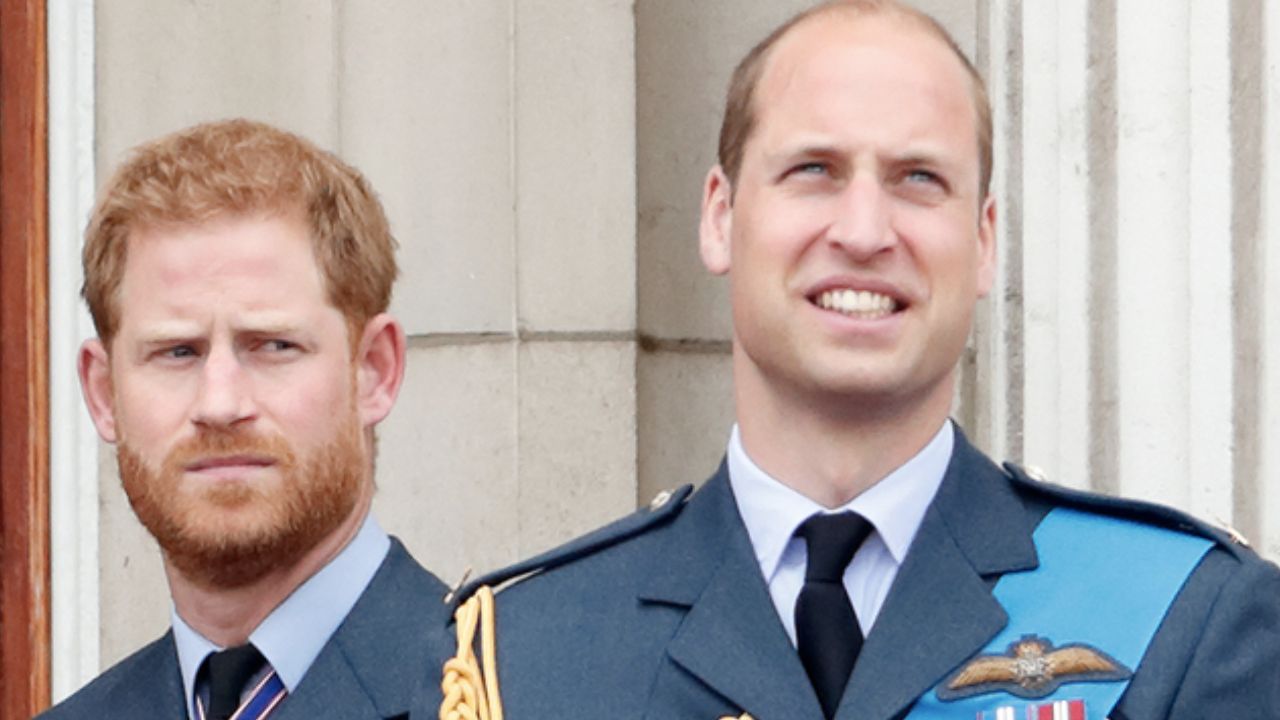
[172,612,217,720]
[172,513,390,719]
[728,420,953,581]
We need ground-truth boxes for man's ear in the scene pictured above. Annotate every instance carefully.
[354,314,406,427]
[78,339,118,443]
[699,165,734,276]
[975,194,998,298]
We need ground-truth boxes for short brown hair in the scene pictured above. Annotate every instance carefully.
[83,119,398,345]
[718,0,993,197]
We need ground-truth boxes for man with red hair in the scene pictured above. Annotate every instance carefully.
[42,119,450,720]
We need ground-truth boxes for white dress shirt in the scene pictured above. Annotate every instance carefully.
[171,512,391,720]
[727,420,953,644]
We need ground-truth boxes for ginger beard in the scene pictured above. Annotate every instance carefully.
[117,408,366,590]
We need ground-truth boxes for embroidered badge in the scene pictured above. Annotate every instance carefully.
[938,634,1130,700]
[977,699,1087,720]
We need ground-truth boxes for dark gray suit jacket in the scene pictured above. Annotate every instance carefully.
[421,432,1280,719]
[38,538,451,720]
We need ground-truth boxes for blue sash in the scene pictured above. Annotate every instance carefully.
[906,508,1212,719]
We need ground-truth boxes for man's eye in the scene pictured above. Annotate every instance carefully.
[793,162,829,175]
[262,339,297,352]
[905,169,943,186]
[164,345,197,359]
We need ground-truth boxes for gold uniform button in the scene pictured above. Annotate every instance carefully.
[1212,515,1252,548]
[649,489,673,511]
[1024,464,1048,482]
[1226,526,1252,548]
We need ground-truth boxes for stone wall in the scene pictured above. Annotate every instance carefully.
[52,0,1280,694]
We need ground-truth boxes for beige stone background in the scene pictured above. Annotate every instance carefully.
[47,0,1280,697]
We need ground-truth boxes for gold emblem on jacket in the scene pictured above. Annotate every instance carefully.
[939,634,1131,700]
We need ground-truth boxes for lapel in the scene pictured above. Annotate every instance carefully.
[836,430,1039,720]
[103,632,189,717]
[639,465,826,720]
[271,647,381,720]
[273,539,451,720]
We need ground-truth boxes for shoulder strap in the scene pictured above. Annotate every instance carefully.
[438,484,696,720]
[449,483,695,608]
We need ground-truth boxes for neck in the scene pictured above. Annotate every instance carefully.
[166,493,372,648]
[734,355,953,509]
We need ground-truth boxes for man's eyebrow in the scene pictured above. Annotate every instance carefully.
[132,318,309,344]
[766,142,958,165]
[134,324,204,344]
[235,322,303,336]
[772,141,846,159]
[760,144,848,171]
[885,143,958,167]
[226,311,310,334]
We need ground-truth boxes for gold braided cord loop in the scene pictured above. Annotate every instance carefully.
[441,585,504,720]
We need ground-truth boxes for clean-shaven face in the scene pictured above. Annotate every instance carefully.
[705,13,996,415]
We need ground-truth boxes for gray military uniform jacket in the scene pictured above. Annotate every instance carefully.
[39,538,451,720]
[418,430,1280,719]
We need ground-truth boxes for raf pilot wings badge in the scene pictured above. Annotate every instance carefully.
[937,635,1131,701]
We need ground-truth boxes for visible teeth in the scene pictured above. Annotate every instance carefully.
[816,289,896,317]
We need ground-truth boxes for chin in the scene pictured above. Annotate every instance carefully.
[163,498,356,589]
[119,423,366,589]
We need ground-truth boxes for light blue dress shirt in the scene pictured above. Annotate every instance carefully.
[171,512,391,720]
[727,420,953,645]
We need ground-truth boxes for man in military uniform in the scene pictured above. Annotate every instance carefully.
[432,2,1280,718]
[42,120,451,720]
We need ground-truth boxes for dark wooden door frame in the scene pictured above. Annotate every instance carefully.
[0,0,52,716]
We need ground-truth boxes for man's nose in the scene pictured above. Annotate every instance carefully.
[826,175,894,259]
[192,346,255,429]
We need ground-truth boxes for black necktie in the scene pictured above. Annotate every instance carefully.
[794,512,874,719]
[203,644,266,720]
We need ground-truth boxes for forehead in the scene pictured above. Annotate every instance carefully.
[751,13,978,153]
[116,214,328,320]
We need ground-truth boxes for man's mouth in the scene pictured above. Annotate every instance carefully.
[810,288,903,320]
[185,455,276,473]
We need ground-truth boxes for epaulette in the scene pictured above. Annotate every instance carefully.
[446,483,695,610]
[1002,462,1252,561]
[439,484,695,719]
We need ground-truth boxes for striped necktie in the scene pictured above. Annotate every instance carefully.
[197,644,288,720]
